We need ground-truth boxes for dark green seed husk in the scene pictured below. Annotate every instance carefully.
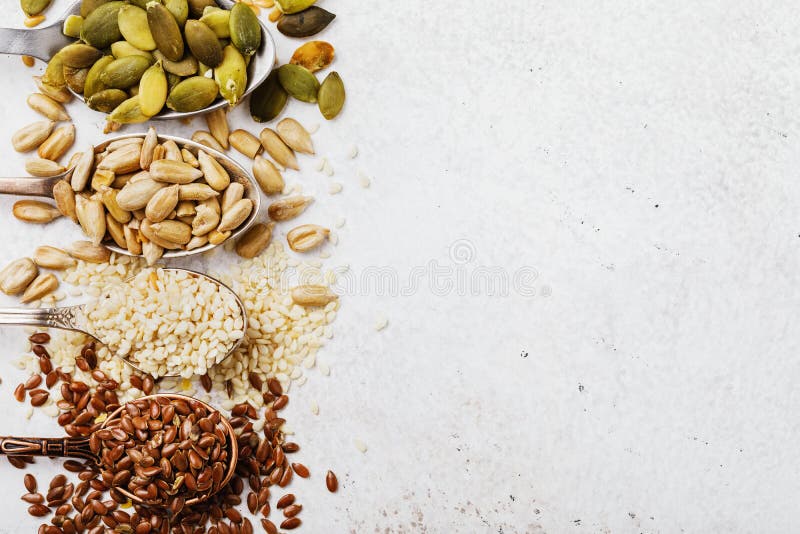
[277,63,319,103]
[166,76,219,112]
[276,6,335,38]
[250,70,287,123]
[20,0,51,17]
[318,71,345,120]
[187,0,216,18]
[80,1,125,49]
[58,43,102,68]
[147,2,184,62]
[229,2,262,57]
[185,20,223,68]
[99,55,153,89]
[87,88,128,112]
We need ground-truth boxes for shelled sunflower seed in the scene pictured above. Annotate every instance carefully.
[37,0,262,122]
[45,127,255,264]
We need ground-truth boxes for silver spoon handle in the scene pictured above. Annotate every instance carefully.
[0,306,85,330]
[0,22,71,61]
[0,177,58,197]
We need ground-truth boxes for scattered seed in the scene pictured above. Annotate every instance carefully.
[326,470,338,492]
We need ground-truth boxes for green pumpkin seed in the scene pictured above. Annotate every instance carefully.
[128,0,147,8]
[275,0,315,14]
[277,64,319,103]
[80,0,112,18]
[197,61,211,77]
[214,45,246,105]
[118,5,156,51]
[164,0,188,26]
[229,2,261,57]
[167,72,182,91]
[318,71,344,119]
[249,70,287,123]
[108,95,149,123]
[187,0,216,18]
[276,6,335,38]
[100,55,153,89]
[87,88,128,112]
[138,62,168,116]
[166,76,218,112]
[21,0,51,16]
[83,54,114,97]
[153,50,198,76]
[200,7,230,38]
[147,2,184,62]
[58,43,102,68]
[111,41,155,60]
[80,1,125,49]
[63,66,89,94]
[42,52,67,89]
[62,15,84,38]
[185,20,223,68]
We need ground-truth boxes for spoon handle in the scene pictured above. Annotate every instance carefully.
[0,306,86,331]
[0,23,71,62]
[0,177,59,197]
[0,436,96,461]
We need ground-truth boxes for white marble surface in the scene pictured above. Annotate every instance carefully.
[0,0,796,532]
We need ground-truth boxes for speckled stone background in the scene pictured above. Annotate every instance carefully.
[0,1,796,532]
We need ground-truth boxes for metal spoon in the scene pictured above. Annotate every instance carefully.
[0,268,247,378]
[0,132,261,260]
[0,0,276,120]
[0,393,239,506]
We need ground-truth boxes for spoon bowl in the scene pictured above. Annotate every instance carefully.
[0,0,276,120]
[0,132,262,260]
[0,268,248,378]
[0,393,239,506]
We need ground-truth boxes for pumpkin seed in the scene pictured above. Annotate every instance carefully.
[80,0,112,17]
[229,2,262,57]
[214,45,247,105]
[290,40,334,72]
[63,66,89,93]
[108,95,150,123]
[164,0,189,26]
[276,6,335,38]
[188,0,216,18]
[62,14,83,38]
[83,55,114,97]
[275,0,316,14]
[147,2,184,62]
[58,43,102,68]
[110,41,154,60]
[42,53,66,89]
[318,71,345,119]
[138,61,168,116]
[277,64,319,103]
[21,0,51,16]
[80,1,125,49]
[200,6,230,37]
[166,76,219,112]
[154,50,198,76]
[100,55,153,89]
[118,5,156,51]
[249,70,287,123]
[87,88,128,112]
[185,20,224,68]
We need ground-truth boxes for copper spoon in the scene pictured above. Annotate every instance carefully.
[0,394,239,506]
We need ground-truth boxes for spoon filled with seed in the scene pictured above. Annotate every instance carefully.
[0,268,247,378]
[0,394,238,510]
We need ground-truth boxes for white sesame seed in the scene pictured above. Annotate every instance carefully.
[347,145,358,159]
[335,217,346,228]
[374,315,389,331]
[354,439,367,453]
[328,182,343,194]
[310,401,319,415]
